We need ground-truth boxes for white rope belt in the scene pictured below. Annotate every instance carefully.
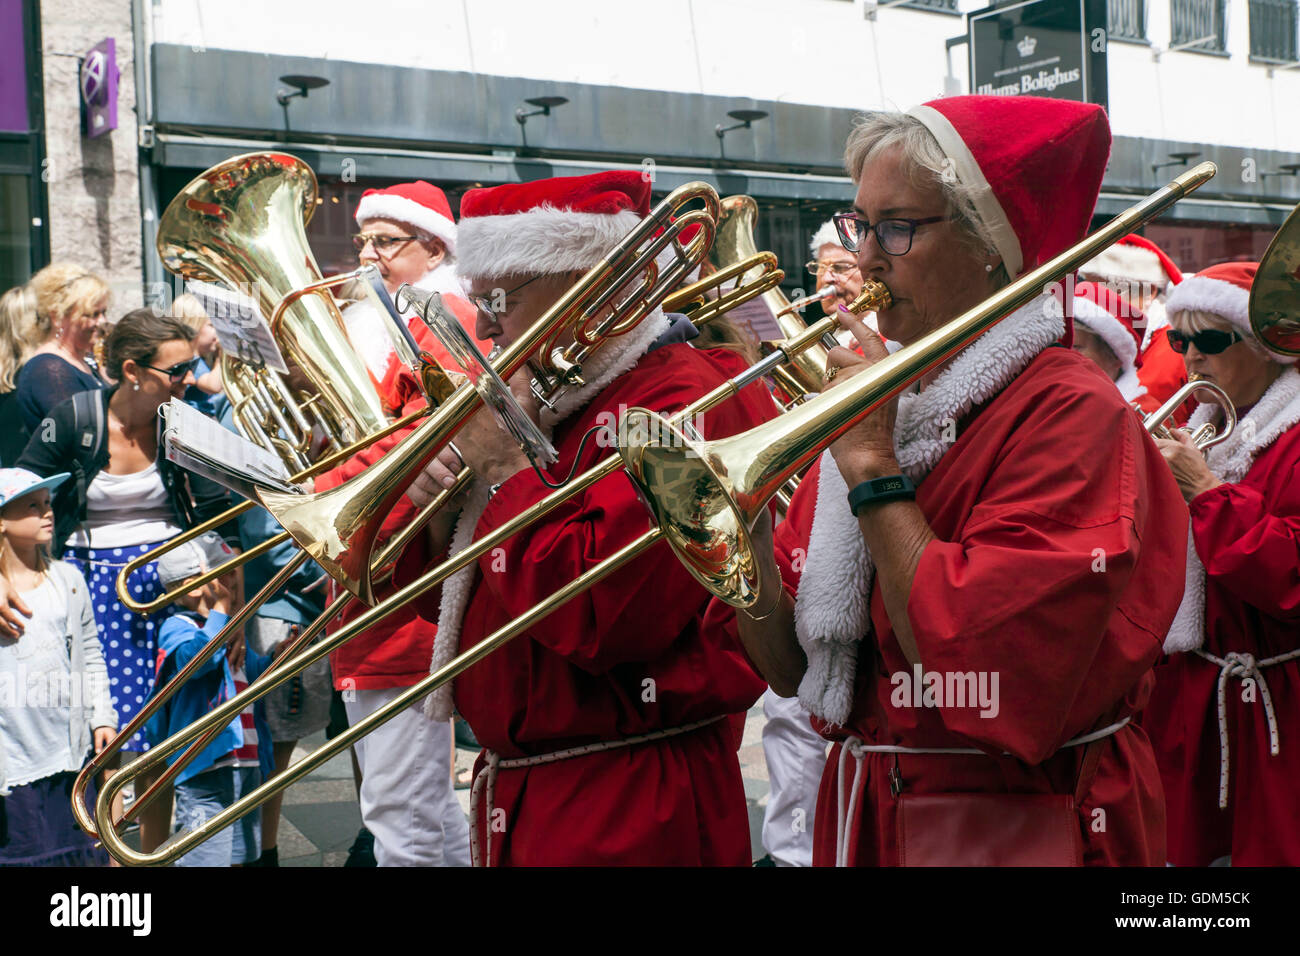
[832,717,1132,868]
[468,715,726,867]
[1191,647,1300,809]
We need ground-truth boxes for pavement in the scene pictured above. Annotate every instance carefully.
[272,702,777,867]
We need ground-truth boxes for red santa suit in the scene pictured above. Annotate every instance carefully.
[417,171,775,865]
[708,94,1190,866]
[1141,263,1300,866]
[317,179,479,867]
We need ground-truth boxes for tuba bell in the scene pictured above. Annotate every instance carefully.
[156,151,392,457]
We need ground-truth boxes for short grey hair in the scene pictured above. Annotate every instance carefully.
[843,112,1004,278]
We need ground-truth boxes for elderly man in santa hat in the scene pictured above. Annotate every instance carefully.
[311,181,489,867]
[1071,280,1156,411]
[715,94,1190,866]
[402,170,777,865]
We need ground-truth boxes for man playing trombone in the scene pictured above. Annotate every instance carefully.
[405,171,777,865]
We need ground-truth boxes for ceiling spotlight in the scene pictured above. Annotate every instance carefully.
[277,74,330,106]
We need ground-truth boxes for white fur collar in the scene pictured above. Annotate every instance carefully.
[424,307,672,720]
[794,293,1065,726]
[342,262,466,379]
[1116,367,1147,404]
[1163,367,1300,653]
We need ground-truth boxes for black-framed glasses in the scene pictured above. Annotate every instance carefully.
[352,233,421,254]
[832,212,948,256]
[467,274,544,317]
[143,357,202,382]
[804,260,860,278]
[1167,328,1244,356]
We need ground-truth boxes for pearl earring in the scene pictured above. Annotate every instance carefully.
[133,381,140,391]
[985,263,994,272]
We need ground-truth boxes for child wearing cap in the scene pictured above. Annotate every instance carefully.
[0,468,116,865]
[145,532,271,867]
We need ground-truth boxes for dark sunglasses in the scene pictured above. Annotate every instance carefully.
[143,357,202,382]
[1166,328,1243,356]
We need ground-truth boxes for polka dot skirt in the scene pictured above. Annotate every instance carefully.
[64,542,176,753]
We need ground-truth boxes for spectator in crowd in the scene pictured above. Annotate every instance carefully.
[0,468,116,866]
[0,285,43,464]
[15,309,239,852]
[170,293,226,418]
[146,533,270,867]
[17,263,109,432]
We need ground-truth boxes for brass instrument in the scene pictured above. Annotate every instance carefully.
[256,182,720,606]
[1143,375,1236,450]
[712,196,839,405]
[94,164,1215,865]
[661,251,785,326]
[1250,200,1300,357]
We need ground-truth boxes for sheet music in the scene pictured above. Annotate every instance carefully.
[161,399,300,500]
[185,279,290,375]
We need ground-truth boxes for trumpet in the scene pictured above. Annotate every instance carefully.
[1142,375,1237,451]
[95,163,1215,865]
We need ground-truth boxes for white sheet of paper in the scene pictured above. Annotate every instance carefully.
[186,279,290,375]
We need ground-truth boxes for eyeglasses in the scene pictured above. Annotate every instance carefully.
[352,233,422,254]
[1166,328,1244,356]
[142,357,202,382]
[804,260,860,278]
[832,213,948,256]
[467,275,544,317]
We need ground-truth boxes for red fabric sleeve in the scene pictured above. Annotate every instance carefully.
[1190,450,1300,623]
[905,394,1181,764]
[471,405,711,673]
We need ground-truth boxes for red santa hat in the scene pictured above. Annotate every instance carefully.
[904,95,1111,278]
[1072,282,1147,402]
[1082,234,1183,290]
[456,171,652,282]
[354,181,458,256]
[1165,261,1291,363]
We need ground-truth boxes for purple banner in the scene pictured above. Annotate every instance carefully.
[0,0,29,133]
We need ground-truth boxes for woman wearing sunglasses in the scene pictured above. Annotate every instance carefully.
[1141,261,1300,866]
[13,309,242,855]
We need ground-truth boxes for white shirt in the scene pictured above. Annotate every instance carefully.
[0,577,78,789]
[66,461,180,549]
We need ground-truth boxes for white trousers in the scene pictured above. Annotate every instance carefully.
[345,687,470,867]
[760,688,828,867]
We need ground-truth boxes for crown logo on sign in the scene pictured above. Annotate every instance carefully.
[1018,35,1037,57]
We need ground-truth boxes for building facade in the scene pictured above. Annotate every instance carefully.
[14,0,1300,304]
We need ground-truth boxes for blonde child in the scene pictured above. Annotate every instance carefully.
[0,468,116,865]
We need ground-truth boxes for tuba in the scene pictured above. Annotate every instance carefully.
[157,152,391,456]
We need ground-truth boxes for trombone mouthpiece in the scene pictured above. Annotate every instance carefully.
[846,278,892,315]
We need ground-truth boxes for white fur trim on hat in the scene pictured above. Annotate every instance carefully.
[1084,243,1172,287]
[809,220,841,256]
[906,104,1023,278]
[355,194,458,257]
[1165,274,1248,333]
[1072,295,1138,370]
[456,207,643,283]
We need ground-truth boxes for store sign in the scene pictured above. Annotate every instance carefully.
[968,0,1107,108]
[80,38,118,138]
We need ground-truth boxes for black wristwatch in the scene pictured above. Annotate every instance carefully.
[847,474,916,515]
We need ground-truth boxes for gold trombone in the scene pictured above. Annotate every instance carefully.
[661,251,785,326]
[94,163,1216,865]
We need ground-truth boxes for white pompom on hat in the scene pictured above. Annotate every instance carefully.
[355,181,458,257]
[809,219,842,256]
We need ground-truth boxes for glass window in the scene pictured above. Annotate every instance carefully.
[0,173,32,293]
[1108,0,1147,39]
[1249,0,1299,61]
[1170,0,1228,52]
